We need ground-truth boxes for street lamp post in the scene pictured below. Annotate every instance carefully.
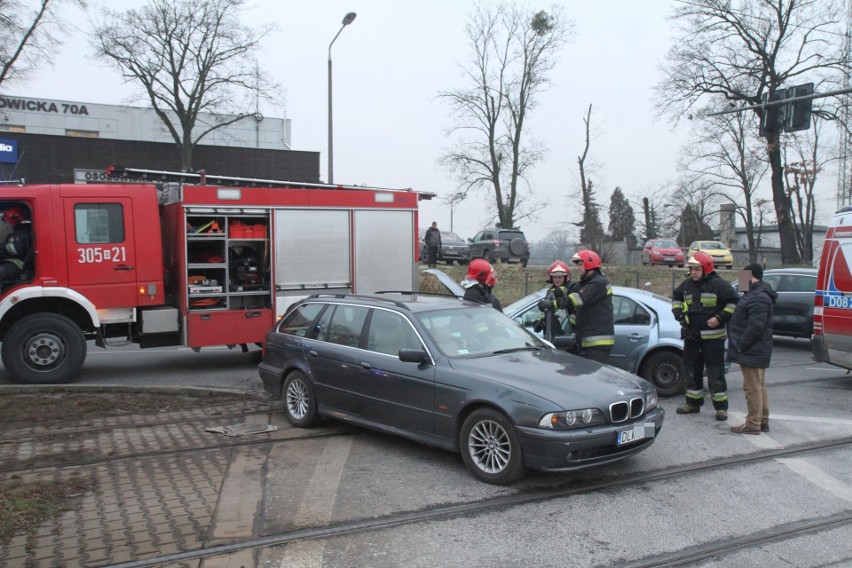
[328,12,357,185]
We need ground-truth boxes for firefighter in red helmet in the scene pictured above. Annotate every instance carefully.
[543,250,614,363]
[672,251,738,421]
[534,260,571,340]
[0,204,33,289]
[461,258,502,311]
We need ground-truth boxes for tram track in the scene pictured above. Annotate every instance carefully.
[100,435,852,568]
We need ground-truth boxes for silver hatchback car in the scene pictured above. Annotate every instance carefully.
[424,269,687,397]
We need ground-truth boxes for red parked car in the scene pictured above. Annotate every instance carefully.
[641,239,685,267]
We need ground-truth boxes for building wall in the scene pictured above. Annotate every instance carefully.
[0,95,291,149]
[0,133,319,185]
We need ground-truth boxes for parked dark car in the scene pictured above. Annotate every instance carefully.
[468,228,530,267]
[641,239,685,267]
[418,230,470,265]
[259,293,664,485]
[732,268,817,339]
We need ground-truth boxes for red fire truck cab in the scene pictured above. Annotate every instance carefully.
[0,169,425,384]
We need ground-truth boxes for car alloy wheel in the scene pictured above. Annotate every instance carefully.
[460,408,525,485]
[283,371,320,427]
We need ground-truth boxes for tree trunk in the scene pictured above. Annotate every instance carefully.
[766,134,800,264]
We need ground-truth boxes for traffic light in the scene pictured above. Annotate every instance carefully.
[785,83,814,133]
[759,90,786,137]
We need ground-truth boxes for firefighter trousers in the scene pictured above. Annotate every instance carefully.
[682,337,728,410]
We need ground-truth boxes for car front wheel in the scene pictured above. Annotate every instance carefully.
[460,408,525,485]
[640,351,684,397]
[283,371,321,427]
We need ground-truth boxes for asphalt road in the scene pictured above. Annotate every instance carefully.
[2,336,851,566]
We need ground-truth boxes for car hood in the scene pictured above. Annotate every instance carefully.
[653,248,682,254]
[447,349,649,408]
[424,268,465,298]
[704,249,731,256]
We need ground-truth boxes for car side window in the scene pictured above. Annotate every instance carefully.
[612,296,650,326]
[320,305,369,348]
[762,274,782,291]
[366,309,422,356]
[279,303,324,337]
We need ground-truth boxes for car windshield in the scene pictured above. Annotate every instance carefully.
[702,242,726,250]
[441,231,463,241]
[655,241,678,248]
[416,306,545,358]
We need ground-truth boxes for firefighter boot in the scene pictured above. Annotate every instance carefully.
[676,404,700,414]
[715,409,728,421]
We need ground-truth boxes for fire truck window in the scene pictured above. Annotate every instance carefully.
[74,203,125,244]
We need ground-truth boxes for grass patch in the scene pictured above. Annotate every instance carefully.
[0,392,251,426]
[0,474,97,542]
[420,263,685,306]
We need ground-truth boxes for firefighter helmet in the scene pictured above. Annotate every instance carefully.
[485,271,497,288]
[2,206,28,226]
[571,250,601,270]
[465,258,493,282]
[548,260,569,277]
[687,251,714,274]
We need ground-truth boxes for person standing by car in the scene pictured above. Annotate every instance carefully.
[424,221,442,268]
[535,260,571,341]
[547,250,614,363]
[728,264,777,435]
[462,258,502,311]
[672,251,738,421]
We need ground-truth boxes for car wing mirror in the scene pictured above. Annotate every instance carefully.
[399,348,428,363]
[551,336,576,351]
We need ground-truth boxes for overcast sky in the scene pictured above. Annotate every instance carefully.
[11,0,839,242]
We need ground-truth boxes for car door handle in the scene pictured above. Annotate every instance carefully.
[628,333,645,342]
[308,350,318,357]
[360,362,372,370]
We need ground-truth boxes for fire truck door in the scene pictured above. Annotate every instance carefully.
[65,198,140,307]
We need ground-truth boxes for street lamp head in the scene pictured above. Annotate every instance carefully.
[342,12,357,25]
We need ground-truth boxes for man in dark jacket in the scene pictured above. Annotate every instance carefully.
[728,263,777,435]
[672,251,738,421]
[424,222,442,268]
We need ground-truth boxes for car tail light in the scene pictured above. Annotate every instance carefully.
[813,304,823,335]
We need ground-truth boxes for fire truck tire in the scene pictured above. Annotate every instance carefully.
[1,314,87,385]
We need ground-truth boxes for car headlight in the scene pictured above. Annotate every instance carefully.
[645,390,658,410]
[538,408,606,429]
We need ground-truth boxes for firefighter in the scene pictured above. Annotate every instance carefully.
[546,250,614,363]
[0,205,32,289]
[462,258,502,311]
[672,251,738,421]
[534,260,571,341]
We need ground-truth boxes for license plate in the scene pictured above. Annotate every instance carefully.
[617,423,655,446]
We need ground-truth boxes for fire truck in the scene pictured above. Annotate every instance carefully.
[0,167,429,384]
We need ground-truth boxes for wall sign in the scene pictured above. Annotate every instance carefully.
[0,138,17,163]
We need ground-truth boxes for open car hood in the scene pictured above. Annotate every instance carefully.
[423,268,465,298]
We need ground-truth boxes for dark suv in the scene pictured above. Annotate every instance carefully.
[468,228,530,266]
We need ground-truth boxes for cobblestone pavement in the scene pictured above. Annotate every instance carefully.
[0,389,295,568]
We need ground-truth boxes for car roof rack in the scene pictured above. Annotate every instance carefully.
[305,292,412,311]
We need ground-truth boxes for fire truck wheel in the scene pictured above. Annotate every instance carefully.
[1,314,87,385]
[283,371,321,427]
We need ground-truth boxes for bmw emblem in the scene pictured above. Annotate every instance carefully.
[617,390,625,396]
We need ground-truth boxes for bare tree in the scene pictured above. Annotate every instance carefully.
[784,117,830,264]
[0,0,83,87]
[656,0,847,264]
[440,2,573,229]
[680,108,768,262]
[92,0,277,170]
[575,104,606,249]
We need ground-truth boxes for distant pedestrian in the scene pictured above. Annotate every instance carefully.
[728,263,777,435]
[424,221,442,268]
